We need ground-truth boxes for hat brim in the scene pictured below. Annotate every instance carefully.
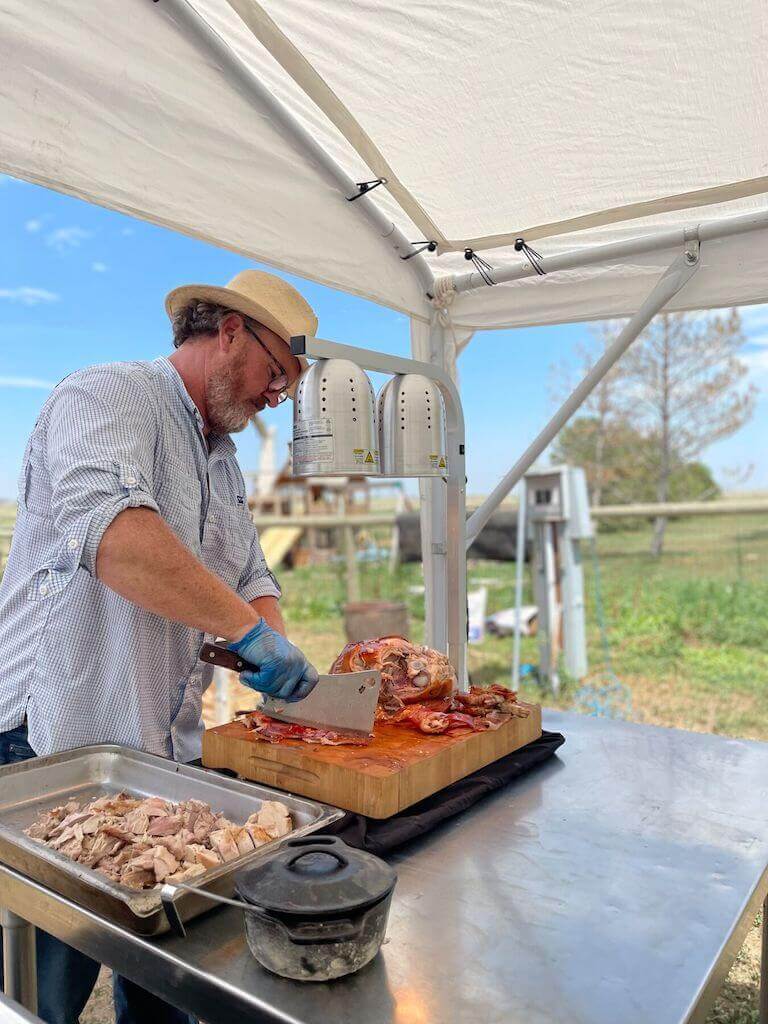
[164,283,310,396]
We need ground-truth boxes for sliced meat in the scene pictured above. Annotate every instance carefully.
[255,802,292,838]
[141,797,172,818]
[47,810,94,838]
[24,810,66,841]
[166,863,206,884]
[209,828,240,862]
[196,848,222,870]
[120,865,156,890]
[244,824,271,847]
[80,832,124,868]
[146,814,183,837]
[123,808,151,835]
[233,827,255,856]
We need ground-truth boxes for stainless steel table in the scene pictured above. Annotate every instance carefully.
[2,711,768,1024]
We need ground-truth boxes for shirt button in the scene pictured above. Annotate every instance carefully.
[125,476,137,486]
[68,538,78,550]
[39,584,49,596]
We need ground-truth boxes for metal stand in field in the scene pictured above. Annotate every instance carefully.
[512,466,592,694]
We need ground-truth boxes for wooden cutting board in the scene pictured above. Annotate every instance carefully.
[202,703,541,818]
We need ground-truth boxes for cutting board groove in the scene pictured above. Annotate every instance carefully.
[203,703,541,818]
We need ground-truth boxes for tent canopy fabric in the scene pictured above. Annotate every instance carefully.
[2,0,766,328]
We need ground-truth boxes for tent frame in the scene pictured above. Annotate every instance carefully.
[167,0,762,667]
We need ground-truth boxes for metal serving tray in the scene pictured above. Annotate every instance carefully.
[0,744,342,935]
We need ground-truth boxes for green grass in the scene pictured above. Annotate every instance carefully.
[279,511,768,738]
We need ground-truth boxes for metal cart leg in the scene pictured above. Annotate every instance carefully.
[1,907,37,1014]
[761,895,768,1024]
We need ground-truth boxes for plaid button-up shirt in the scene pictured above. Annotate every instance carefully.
[0,357,279,761]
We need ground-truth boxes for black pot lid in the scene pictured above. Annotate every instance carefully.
[235,835,396,917]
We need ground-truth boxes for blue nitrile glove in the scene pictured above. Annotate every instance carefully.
[228,619,319,702]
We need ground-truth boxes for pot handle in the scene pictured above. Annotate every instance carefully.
[280,917,363,945]
[283,835,350,872]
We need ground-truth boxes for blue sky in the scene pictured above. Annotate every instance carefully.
[1,173,766,500]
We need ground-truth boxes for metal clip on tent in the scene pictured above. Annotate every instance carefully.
[403,240,438,260]
[346,178,387,202]
[463,248,496,286]
[291,335,468,688]
[514,238,546,275]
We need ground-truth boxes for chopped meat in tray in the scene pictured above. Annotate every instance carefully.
[24,792,294,891]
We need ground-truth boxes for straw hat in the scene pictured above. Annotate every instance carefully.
[165,269,317,391]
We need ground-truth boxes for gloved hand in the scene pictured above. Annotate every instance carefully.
[228,619,319,701]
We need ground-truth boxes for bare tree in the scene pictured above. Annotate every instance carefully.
[621,309,756,556]
[549,321,630,505]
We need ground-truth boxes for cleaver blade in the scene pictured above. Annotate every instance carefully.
[199,643,380,737]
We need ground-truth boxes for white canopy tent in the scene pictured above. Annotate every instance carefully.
[2,0,766,648]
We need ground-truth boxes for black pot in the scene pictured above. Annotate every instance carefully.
[235,835,396,982]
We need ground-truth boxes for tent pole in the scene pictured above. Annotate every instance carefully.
[465,248,701,548]
[411,316,455,653]
[450,208,768,296]
[162,0,434,295]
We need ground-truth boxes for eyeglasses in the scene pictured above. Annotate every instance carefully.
[245,326,289,404]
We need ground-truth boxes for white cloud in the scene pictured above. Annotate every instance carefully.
[0,287,60,306]
[91,261,108,273]
[45,226,91,252]
[25,218,43,233]
[0,376,55,390]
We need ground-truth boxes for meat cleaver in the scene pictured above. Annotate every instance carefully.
[199,643,380,737]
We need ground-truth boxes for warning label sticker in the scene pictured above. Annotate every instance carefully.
[353,448,380,468]
[293,417,334,469]
[428,453,448,471]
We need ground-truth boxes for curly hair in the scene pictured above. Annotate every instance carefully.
[171,300,239,347]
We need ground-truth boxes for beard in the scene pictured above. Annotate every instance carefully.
[206,349,255,434]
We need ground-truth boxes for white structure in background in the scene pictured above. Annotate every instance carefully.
[513,466,593,694]
[248,414,279,499]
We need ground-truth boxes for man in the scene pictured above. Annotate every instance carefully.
[0,269,319,1024]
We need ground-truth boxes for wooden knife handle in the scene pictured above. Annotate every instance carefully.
[199,642,258,674]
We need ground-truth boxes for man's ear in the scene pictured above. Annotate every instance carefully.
[218,313,244,351]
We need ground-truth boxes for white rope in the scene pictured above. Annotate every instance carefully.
[430,276,456,324]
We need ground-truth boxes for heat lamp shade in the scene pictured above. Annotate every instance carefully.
[378,374,448,477]
[292,358,380,476]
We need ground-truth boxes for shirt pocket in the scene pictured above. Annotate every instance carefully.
[157,469,203,552]
[202,500,253,589]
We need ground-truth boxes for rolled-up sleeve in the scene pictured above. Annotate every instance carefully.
[46,367,160,580]
[237,527,282,603]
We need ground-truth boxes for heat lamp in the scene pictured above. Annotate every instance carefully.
[377,374,448,477]
[292,357,380,476]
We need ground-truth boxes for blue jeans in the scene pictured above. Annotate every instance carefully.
[0,726,195,1024]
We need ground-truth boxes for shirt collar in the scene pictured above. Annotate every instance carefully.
[154,357,236,457]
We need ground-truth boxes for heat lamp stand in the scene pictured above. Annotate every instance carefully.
[291,336,468,691]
